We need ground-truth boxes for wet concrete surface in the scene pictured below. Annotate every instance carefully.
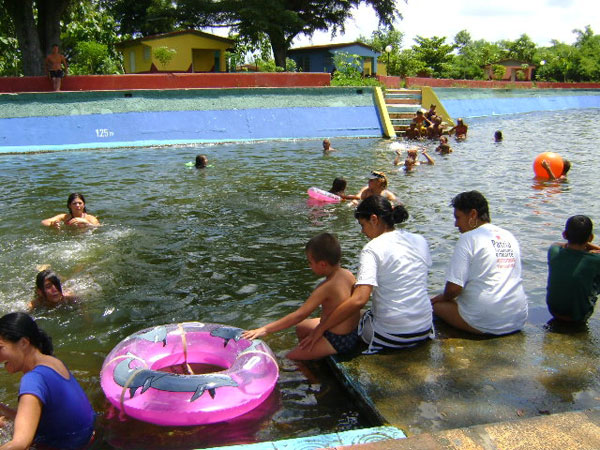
[330,306,600,436]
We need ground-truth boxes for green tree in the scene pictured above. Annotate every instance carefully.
[573,26,600,81]
[360,28,404,76]
[61,0,123,74]
[0,0,72,75]
[153,46,177,70]
[411,35,454,77]
[0,11,20,76]
[102,0,177,37]
[447,31,503,79]
[330,51,380,86]
[499,34,536,62]
[177,0,401,69]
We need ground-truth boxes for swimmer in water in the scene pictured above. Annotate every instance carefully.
[494,130,503,142]
[29,270,78,310]
[403,148,435,172]
[541,158,571,181]
[195,154,208,168]
[329,177,348,198]
[41,193,100,228]
[347,171,398,204]
[435,136,453,154]
[322,139,335,153]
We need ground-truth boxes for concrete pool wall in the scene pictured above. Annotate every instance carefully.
[0,87,383,153]
[433,88,600,119]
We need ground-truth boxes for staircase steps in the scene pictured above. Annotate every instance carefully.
[384,89,422,135]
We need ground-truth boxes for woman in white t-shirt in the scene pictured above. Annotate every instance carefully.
[300,195,434,354]
[431,191,528,335]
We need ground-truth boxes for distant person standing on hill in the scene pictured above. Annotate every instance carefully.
[45,44,68,91]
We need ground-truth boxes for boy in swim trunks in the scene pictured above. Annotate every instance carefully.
[242,233,359,360]
[45,44,68,91]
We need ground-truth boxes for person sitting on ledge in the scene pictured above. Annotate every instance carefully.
[431,191,528,335]
[546,215,600,323]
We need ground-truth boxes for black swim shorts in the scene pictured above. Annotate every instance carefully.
[49,70,64,78]
[324,329,359,354]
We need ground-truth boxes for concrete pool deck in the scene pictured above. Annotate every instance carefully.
[327,305,600,446]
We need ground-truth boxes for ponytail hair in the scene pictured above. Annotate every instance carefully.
[0,312,54,355]
[354,195,409,229]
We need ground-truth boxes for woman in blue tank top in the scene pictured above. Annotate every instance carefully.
[0,312,95,449]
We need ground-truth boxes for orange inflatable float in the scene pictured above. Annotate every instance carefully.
[533,152,563,179]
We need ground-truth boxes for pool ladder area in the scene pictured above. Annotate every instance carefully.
[384,89,423,135]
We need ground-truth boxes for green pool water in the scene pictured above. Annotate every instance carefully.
[0,108,598,448]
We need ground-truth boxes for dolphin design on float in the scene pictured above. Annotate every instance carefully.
[210,326,243,347]
[137,326,168,346]
[113,355,238,401]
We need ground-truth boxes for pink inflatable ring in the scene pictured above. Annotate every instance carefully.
[307,187,341,203]
[100,322,279,426]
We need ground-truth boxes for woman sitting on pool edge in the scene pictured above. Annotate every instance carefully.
[431,191,528,335]
[41,193,99,228]
[29,270,78,310]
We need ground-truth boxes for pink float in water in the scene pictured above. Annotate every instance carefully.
[100,322,279,426]
[307,187,341,203]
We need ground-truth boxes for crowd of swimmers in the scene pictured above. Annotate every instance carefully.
[0,127,596,448]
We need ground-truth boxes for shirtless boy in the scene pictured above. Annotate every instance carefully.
[242,233,359,360]
[45,44,68,91]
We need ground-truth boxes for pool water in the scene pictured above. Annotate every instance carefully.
[0,108,598,448]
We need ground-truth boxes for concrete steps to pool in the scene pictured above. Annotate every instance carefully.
[384,89,422,135]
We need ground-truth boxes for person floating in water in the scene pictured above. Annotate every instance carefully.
[494,130,503,142]
[242,233,359,360]
[41,193,100,228]
[329,177,347,198]
[322,139,336,153]
[29,270,78,310]
[45,44,68,91]
[541,158,571,181]
[546,215,600,323]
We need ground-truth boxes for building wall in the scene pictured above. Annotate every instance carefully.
[120,33,231,73]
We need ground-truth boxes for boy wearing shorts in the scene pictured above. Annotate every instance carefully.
[242,233,359,360]
[546,215,600,322]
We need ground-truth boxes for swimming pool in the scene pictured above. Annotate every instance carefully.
[0,108,598,447]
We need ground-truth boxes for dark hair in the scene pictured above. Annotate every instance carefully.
[195,154,208,168]
[67,193,87,214]
[562,159,571,175]
[451,191,491,222]
[494,130,503,141]
[329,177,346,194]
[36,270,63,296]
[305,233,341,266]
[564,215,593,245]
[354,195,409,229]
[0,312,53,355]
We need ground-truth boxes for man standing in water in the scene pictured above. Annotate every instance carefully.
[45,44,68,91]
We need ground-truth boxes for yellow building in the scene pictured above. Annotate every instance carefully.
[117,30,234,73]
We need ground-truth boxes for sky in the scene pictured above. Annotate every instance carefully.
[288,0,599,50]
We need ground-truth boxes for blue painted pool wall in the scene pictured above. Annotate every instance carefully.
[0,87,384,153]
[434,88,600,119]
[0,106,381,153]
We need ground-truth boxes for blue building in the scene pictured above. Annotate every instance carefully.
[287,42,381,75]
